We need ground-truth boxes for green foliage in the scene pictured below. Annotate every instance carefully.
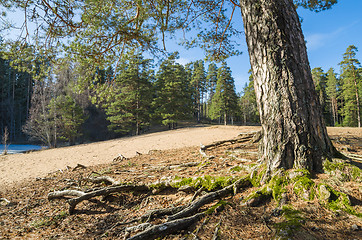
[295,0,338,12]
[209,62,238,125]
[325,68,339,126]
[153,53,193,128]
[48,95,87,144]
[339,45,362,127]
[312,67,328,118]
[190,60,207,122]
[239,70,259,124]
[100,52,153,135]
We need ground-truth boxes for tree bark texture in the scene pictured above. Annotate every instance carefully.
[239,0,334,175]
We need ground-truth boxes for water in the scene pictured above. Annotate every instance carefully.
[0,144,44,154]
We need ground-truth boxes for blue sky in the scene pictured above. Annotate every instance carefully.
[173,1,362,93]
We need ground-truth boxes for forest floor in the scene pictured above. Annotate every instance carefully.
[0,126,361,239]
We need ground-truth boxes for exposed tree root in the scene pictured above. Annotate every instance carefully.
[128,213,205,240]
[200,131,261,158]
[85,175,120,185]
[168,177,249,221]
[243,189,272,207]
[201,136,251,151]
[113,154,127,162]
[72,163,87,171]
[212,220,222,240]
[49,184,150,214]
[140,205,189,222]
[0,197,12,206]
[123,177,251,239]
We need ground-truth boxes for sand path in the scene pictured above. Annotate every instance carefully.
[0,125,260,186]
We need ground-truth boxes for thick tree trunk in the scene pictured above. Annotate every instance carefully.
[239,0,334,177]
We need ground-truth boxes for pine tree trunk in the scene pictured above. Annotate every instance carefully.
[353,73,361,128]
[239,0,334,177]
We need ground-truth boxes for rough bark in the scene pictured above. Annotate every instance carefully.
[239,0,334,177]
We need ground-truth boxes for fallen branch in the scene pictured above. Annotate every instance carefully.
[200,144,208,158]
[191,187,205,202]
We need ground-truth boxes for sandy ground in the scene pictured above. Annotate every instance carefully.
[0,125,260,186]
[0,125,360,187]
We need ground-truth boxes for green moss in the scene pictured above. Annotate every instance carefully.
[31,211,68,229]
[243,186,271,202]
[293,176,315,201]
[292,168,312,178]
[31,218,52,228]
[205,200,230,215]
[170,177,193,189]
[268,169,288,202]
[167,175,237,192]
[149,182,168,191]
[275,205,304,239]
[317,184,361,217]
[323,160,361,182]
[230,165,243,172]
[250,164,266,187]
[193,175,235,191]
[285,169,315,201]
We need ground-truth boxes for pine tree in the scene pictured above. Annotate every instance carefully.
[209,62,238,125]
[153,53,192,129]
[311,67,328,122]
[205,63,218,118]
[190,60,206,122]
[239,71,259,124]
[339,45,361,127]
[104,53,153,135]
[48,95,87,145]
[325,68,339,126]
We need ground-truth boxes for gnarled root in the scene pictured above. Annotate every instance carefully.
[49,184,150,214]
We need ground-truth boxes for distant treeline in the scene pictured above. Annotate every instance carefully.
[0,44,360,147]
[0,44,256,147]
